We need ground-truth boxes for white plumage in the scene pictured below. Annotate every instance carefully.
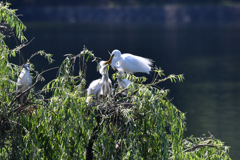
[99,61,112,96]
[16,64,32,105]
[117,68,134,95]
[105,49,153,74]
[86,61,112,103]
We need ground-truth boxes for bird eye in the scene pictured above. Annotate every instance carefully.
[114,55,117,58]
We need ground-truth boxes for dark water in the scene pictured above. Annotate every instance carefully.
[11,22,240,159]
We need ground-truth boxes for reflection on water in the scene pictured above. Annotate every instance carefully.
[14,22,240,159]
[175,55,240,159]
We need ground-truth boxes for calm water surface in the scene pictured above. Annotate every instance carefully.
[11,22,240,159]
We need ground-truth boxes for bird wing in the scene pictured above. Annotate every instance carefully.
[86,79,102,97]
[16,77,31,104]
[16,77,21,90]
[16,68,32,105]
[16,71,32,92]
[121,54,153,73]
[16,74,25,94]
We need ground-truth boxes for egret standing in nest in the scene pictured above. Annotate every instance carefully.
[117,68,134,95]
[105,49,153,74]
[86,61,112,103]
[99,61,112,96]
[16,64,32,105]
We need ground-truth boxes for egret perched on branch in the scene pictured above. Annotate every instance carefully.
[105,49,153,74]
[16,64,32,105]
[117,68,134,95]
[86,61,112,103]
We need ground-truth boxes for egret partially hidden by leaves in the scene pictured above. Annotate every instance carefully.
[16,64,32,105]
[105,49,153,74]
[117,68,134,95]
[86,61,112,103]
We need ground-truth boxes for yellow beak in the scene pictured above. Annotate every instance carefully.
[104,54,114,65]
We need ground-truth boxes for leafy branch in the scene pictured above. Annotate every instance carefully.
[28,50,54,64]
[0,2,27,42]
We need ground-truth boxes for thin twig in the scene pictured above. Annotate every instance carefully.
[10,120,29,133]
[116,102,133,106]
[150,68,157,84]
[30,103,58,116]
[79,54,81,74]
[113,88,129,99]
[71,56,76,76]
[11,37,34,52]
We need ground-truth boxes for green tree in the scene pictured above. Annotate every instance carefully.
[0,2,231,160]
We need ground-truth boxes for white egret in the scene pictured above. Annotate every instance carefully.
[16,64,32,105]
[117,68,134,95]
[105,49,153,74]
[99,61,112,96]
[86,61,112,103]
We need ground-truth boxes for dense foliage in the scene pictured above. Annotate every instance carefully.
[0,3,231,160]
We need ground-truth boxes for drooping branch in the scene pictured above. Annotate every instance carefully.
[183,132,218,153]
[183,141,218,153]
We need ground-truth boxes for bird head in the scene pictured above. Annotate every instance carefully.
[104,49,121,65]
[99,60,108,67]
[99,61,109,75]
[23,64,30,71]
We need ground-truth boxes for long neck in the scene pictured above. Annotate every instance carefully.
[101,73,109,83]
[105,71,109,82]
[101,66,109,82]
[101,74,106,82]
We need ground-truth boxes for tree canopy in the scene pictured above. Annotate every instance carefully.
[0,2,231,160]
